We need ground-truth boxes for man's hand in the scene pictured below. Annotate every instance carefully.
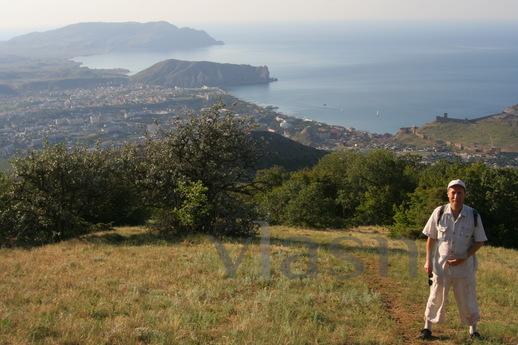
[424,261,433,275]
[447,258,466,266]
[424,237,436,275]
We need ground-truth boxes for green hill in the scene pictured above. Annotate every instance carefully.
[395,106,518,153]
[251,130,327,171]
[0,226,515,344]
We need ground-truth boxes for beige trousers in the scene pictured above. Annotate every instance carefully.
[424,272,480,325]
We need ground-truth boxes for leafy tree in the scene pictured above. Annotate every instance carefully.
[256,149,418,228]
[153,180,209,234]
[254,166,290,191]
[255,170,310,225]
[144,105,259,236]
[283,179,341,228]
[348,150,417,225]
[309,150,368,224]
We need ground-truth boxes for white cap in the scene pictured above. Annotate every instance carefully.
[447,179,466,190]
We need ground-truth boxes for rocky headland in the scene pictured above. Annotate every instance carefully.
[132,59,277,88]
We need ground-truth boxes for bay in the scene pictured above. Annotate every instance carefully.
[69,21,518,133]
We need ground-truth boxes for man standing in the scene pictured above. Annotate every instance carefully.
[418,179,487,340]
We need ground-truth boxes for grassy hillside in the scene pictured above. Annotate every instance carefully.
[0,226,516,344]
[395,113,518,152]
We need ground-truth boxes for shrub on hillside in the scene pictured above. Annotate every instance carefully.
[284,179,341,228]
[152,180,210,234]
[0,145,146,246]
[253,166,290,191]
[347,150,419,225]
[143,105,259,236]
[255,170,309,225]
[255,149,418,228]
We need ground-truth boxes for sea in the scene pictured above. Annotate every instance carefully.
[6,21,518,133]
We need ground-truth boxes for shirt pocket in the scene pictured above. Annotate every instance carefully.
[436,225,450,257]
[459,224,474,240]
[437,225,447,240]
[457,225,474,251]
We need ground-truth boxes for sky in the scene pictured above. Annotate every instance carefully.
[0,0,517,33]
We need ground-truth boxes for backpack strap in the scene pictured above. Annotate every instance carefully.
[473,208,479,227]
[436,205,446,226]
[437,204,479,227]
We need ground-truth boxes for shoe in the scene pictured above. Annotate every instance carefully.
[417,328,433,340]
[470,332,482,339]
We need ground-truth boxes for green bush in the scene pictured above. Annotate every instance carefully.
[256,149,418,228]
[0,144,146,246]
[142,105,259,236]
[284,179,341,228]
[255,170,310,225]
[349,150,418,225]
[152,180,209,234]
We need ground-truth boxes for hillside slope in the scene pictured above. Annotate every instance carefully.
[0,226,515,344]
[251,130,328,171]
[394,106,518,153]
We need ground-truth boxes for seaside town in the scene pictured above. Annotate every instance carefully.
[0,84,517,167]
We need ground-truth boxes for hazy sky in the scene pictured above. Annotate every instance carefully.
[1,0,517,32]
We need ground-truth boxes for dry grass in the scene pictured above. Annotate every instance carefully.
[0,226,516,344]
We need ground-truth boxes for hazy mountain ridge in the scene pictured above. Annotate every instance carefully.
[132,58,277,88]
[0,21,223,58]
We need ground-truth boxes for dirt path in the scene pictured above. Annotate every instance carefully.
[363,259,430,345]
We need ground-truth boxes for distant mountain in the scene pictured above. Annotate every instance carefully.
[251,131,327,171]
[0,21,222,58]
[132,58,277,88]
